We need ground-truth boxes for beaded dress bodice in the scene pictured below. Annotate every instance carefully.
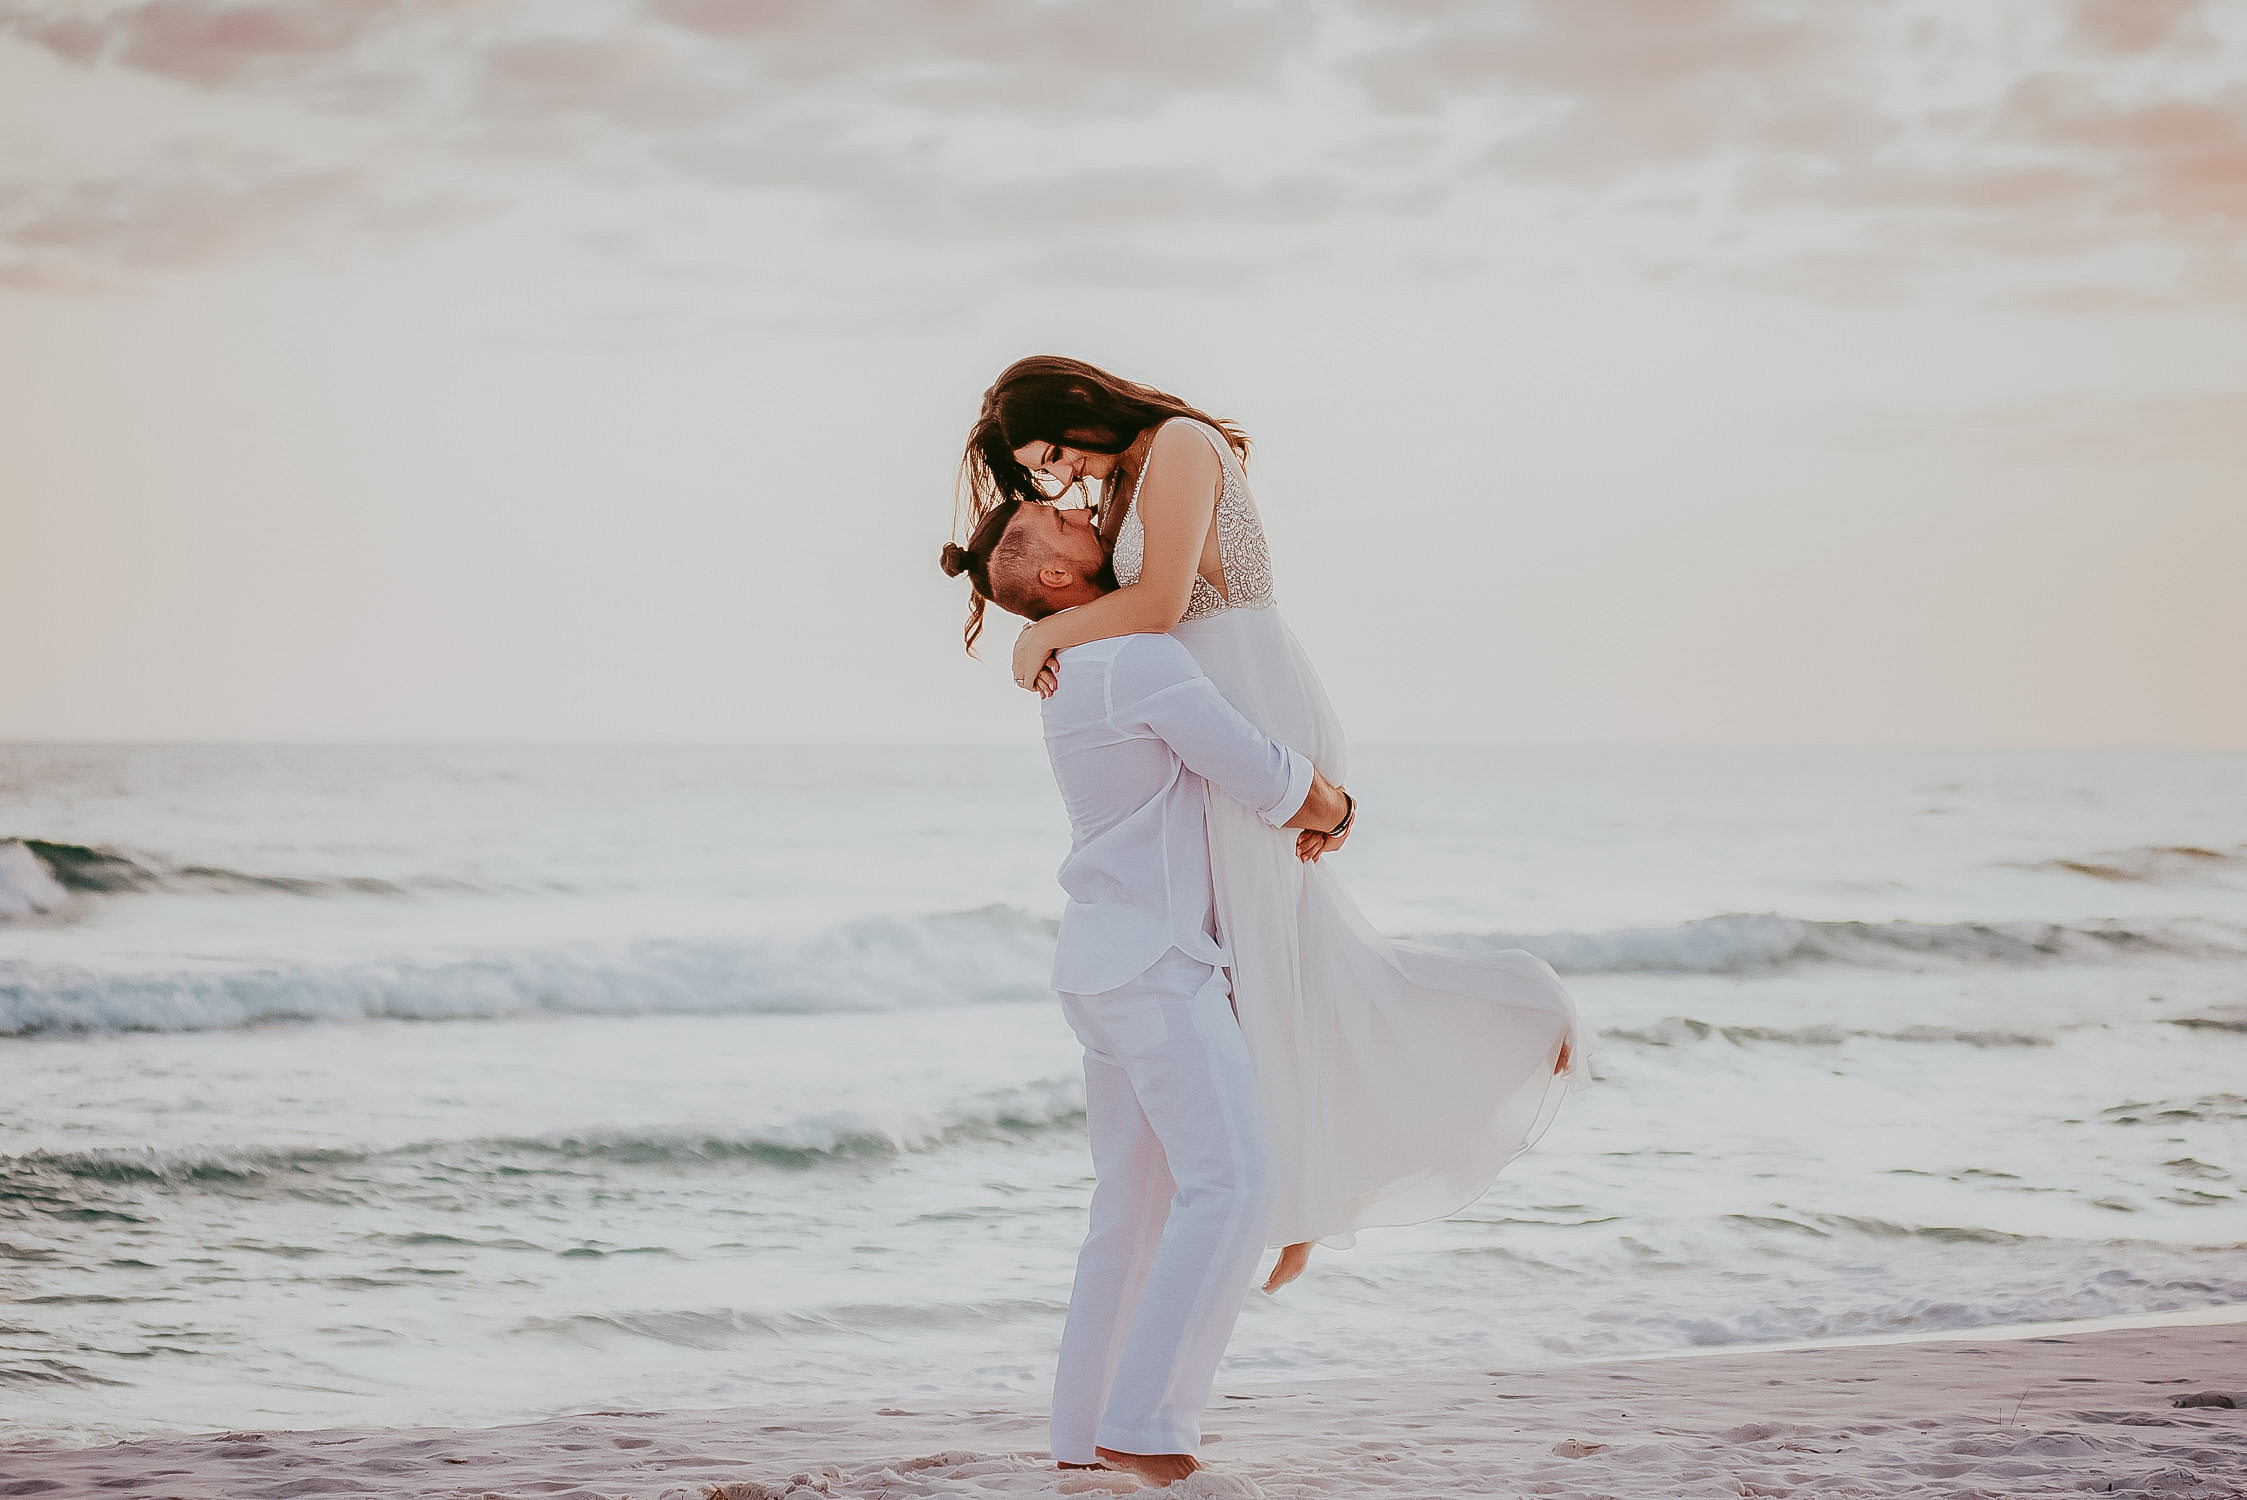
[1110,419,1275,620]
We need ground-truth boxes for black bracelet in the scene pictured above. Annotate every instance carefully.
[1323,791,1355,840]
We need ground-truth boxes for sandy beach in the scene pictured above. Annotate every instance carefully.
[6,1314,2241,1499]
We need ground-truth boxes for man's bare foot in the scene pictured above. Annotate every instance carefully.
[1095,1447,1200,1485]
[1056,1460,1109,1470]
[1262,1240,1312,1293]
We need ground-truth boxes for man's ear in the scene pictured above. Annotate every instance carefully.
[1037,563,1078,590]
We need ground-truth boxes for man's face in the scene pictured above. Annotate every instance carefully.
[1008,502,1108,587]
[1012,439,1119,495]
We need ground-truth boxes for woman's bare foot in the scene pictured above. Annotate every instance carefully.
[1095,1447,1200,1485]
[1261,1240,1312,1292]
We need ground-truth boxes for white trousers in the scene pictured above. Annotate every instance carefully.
[1050,948,1277,1463]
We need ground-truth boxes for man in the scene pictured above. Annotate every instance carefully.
[942,499,1354,1485]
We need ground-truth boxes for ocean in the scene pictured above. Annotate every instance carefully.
[2,745,2242,1447]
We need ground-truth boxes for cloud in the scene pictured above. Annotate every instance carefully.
[2068,0,2209,57]
[0,144,491,287]
[10,11,107,65]
[645,0,1309,113]
[1353,0,1854,164]
[1724,62,2247,299]
[2,0,1312,125]
[1994,73,2247,241]
[0,157,360,270]
[0,0,1347,286]
[7,0,427,87]
[478,31,734,131]
[1336,0,2247,303]
[3,0,2243,308]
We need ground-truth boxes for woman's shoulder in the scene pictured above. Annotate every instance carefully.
[1151,414,1227,452]
[1141,419,1224,490]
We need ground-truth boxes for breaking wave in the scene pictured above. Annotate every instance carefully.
[6,904,2238,1037]
[1434,912,2238,974]
[0,906,1061,1036]
[0,1076,1089,1196]
[0,841,68,919]
[2,838,410,903]
[1602,1017,2057,1049]
[511,1296,1069,1350]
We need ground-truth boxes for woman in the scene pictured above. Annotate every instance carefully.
[952,356,1585,1286]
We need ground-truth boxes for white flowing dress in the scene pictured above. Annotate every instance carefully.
[1113,418,1590,1247]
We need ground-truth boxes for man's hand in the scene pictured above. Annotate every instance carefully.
[1283,769,1353,862]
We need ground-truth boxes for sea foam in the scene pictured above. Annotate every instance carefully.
[5,905,2234,1036]
[0,841,69,918]
[1441,911,2236,974]
[0,905,1061,1036]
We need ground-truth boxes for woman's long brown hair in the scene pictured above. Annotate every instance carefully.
[954,355,1250,547]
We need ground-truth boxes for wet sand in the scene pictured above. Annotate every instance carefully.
[4,1315,2242,1498]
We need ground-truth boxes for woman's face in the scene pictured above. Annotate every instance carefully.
[1012,439,1120,496]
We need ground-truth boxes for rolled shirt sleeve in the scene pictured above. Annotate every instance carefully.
[1106,635,1313,828]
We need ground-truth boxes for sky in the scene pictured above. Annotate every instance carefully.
[2,0,2243,747]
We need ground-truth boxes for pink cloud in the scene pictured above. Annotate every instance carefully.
[1354,0,1858,173]
[5,0,427,86]
[1340,0,2246,302]
[646,0,1305,107]
[3,0,2242,306]
[1998,75,2247,237]
[121,0,403,85]
[479,33,732,130]
[2069,0,2209,57]
[3,163,360,269]
[0,147,491,288]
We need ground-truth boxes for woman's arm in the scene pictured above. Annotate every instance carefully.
[1009,422,1222,690]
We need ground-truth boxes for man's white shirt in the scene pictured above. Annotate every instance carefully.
[1040,632,1313,996]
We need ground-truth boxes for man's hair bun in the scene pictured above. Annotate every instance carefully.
[942,495,1028,653]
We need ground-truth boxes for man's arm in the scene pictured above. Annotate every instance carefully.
[1107,636,1347,842]
[1284,768,1349,834]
